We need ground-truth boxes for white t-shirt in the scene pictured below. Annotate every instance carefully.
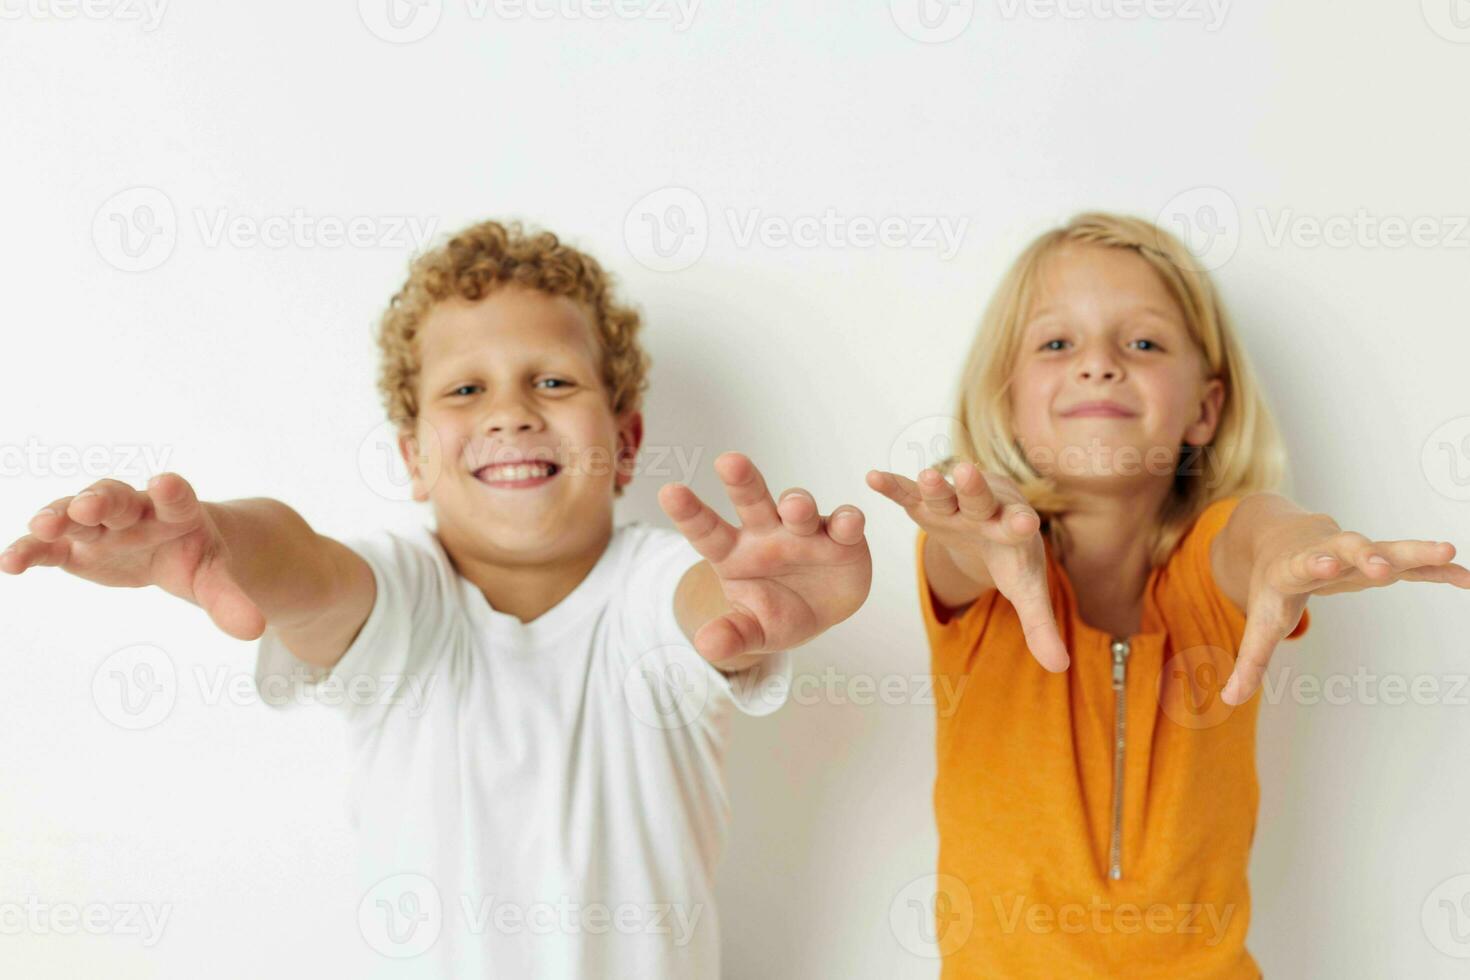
[253,521,791,979]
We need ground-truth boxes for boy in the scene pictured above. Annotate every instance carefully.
[2,220,873,977]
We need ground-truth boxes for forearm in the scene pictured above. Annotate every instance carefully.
[204,498,344,629]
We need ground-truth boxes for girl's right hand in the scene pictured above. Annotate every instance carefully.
[1,473,266,640]
[866,462,1069,671]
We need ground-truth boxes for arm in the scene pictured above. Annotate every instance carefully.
[1215,490,1470,705]
[2,473,373,671]
[661,452,872,674]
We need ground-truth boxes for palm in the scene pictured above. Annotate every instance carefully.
[658,452,872,660]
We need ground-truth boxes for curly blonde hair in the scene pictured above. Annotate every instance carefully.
[939,211,1294,568]
[375,219,649,495]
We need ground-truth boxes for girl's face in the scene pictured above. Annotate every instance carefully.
[1008,243,1225,492]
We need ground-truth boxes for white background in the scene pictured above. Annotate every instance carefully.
[3,1,1470,976]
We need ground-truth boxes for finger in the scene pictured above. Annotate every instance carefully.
[824,506,866,547]
[1325,531,1395,582]
[147,472,204,526]
[0,535,72,574]
[64,479,143,529]
[658,482,739,563]
[950,463,998,520]
[917,469,959,518]
[28,496,102,543]
[864,470,922,510]
[1009,585,1070,672]
[1400,562,1470,588]
[775,488,821,536]
[1222,599,1300,705]
[1371,539,1457,570]
[694,607,766,662]
[714,453,781,532]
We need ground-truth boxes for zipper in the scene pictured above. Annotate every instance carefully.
[1108,637,1131,881]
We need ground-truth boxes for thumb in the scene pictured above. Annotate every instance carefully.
[194,560,267,641]
[694,608,766,663]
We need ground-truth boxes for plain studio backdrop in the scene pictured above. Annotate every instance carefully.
[3,2,1470,977]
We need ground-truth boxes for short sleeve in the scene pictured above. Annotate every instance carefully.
[252,526,460,715]
[1178,497,1311,642]
[616,524,791,719]
[915,528,1000,658]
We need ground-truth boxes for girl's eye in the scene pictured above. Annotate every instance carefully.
[1131,339,1161,351]
[1041,339,1068,351]
[450,384,481,397]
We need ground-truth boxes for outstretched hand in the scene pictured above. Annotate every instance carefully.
[1223,521,1469,705]
[658,452,872,665]
[866,462,1069,672]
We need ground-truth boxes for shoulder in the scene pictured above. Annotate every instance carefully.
[341,522,461,593]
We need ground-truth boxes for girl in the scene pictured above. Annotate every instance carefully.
[866,213,1470,978]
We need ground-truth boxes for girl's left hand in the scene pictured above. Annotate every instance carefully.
[1222,521,1470,705]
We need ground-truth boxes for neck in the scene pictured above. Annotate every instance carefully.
[1050,480,1173,599]
[440,520,613,624]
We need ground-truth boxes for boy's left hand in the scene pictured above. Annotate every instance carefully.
[659,452,872,668]
[1222,517,1470,705]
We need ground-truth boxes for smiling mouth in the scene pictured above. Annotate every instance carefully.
[473,461,561,488]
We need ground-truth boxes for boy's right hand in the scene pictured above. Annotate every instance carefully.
[866,462,1069,672]
[1,473,267,640]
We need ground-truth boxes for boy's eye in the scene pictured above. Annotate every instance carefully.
[450,384,481,397]
[536,378,573,390]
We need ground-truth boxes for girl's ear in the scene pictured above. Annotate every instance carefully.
[1184,377,1226,447]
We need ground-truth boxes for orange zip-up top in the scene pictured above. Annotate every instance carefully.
[916,495,1310,979]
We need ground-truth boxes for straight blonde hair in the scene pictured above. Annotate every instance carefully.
[938,212,1291,568]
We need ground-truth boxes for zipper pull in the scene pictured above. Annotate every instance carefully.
[1111,639,1129,689]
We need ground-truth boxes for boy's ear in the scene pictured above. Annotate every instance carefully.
[397,425,433,502]
[615,411,644,491]
[1184,377,1226,448]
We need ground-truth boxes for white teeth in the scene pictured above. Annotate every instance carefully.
[477,463,554,482]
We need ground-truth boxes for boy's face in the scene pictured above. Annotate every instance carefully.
[398,284,643,563]
[1008,243,1224,491]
